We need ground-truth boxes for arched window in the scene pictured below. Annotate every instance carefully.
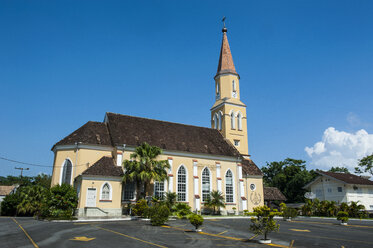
[237,112,242,131]
[218,111,223,130]
[61,159,72,185]
[202,168,211,202]
[101,182,111,200]
[177,166,187,202]
[154,181,165,199]
[216,83,220,97]
[213,113,218,129]
[230,111,235,129]
[225,170,234,203]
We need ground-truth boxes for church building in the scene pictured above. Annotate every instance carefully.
[50,26,264,217]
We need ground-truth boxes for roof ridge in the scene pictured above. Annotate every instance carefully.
[106,112,218,132]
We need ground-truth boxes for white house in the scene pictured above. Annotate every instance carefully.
[304,171,373,211]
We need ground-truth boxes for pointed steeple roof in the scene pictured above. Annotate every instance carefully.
[216,28,238,78]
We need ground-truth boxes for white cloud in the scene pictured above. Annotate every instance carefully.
[305,127,373,171]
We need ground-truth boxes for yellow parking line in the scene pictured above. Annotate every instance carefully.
[289,240,295,248]
[217,230,228,235]
[249,234,258,240]
[94,225,167,248]
[11,218,39,248]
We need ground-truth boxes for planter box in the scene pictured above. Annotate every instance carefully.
[258,239,271,244]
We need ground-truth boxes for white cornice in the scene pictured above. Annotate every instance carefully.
[210,102,247,112]
[53,144,114,152]
[118,145,241,163]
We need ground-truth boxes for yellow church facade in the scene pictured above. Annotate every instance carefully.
[50,26,264,217]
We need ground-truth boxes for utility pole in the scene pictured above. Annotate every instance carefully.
[15,167,29,177]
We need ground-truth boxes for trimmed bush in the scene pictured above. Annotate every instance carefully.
[249,206,280,241]
[148,204,170,226]
[283,208,297,220]
[337,211,349,224]
[132,199,149,217]
[189,214,204,231]
[173,203,192,219]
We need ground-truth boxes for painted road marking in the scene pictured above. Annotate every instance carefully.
[290,229,310,232]
[11,218,39,248]
[249,234,258,240]
[218,230,228,235]
[70,236,96,241]
[208,219,220,221]
[94,225,167,248]
[279,231,373,245]
[289,240,295,248]
[292,220,373,229]
[161,225,288,247]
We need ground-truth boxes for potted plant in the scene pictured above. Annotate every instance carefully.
[249,206,280,244]
[232,207,237,215]
[189,214,204,232]
[337,211,349,225]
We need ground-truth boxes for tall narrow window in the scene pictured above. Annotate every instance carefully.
[177,166,187,202]
[230,111,235,129]
[154,181,165,199]
[218,112,223,130]
[213,113,218,129]
[61,159,72,185]
[232,80,236,92]
[122,182,135,201]
[202,168,211,202]
[225,170,234,203]
[216,83,220,98]
[237,112,242,131]
[101,183,111,200]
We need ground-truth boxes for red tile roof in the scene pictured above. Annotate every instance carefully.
[82,156,123,177]
[319,171,373,185]
[216,30,238,77]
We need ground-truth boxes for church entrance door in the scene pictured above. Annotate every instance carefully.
[86,188,96,207]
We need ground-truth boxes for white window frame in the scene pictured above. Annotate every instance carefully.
[237,112,242,131]
[122,181,136,201]
[59,158,73,186]
[218,111,223,130]
[230,110,235,129]
[225,169,235,203]
[176,165,188,202]
[154,181,165,199]
[100,182,112,201]
[201,167,212,202]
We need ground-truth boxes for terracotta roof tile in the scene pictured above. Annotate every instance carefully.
[53,121,111,149]
[0,185,17,195]
[241,158,263,176]
[105,112,240,157]
[82,156,123,177]
[216,30,238,77]
[264,187,287,201]
[319,171,373,185]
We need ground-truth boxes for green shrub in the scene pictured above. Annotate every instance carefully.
[337,211,349,223]
[189,214,204,230]
[283,208,297,220]
[243,210,249,216]
[249,206,280,241]
[173,203,192,219]
[1,193,21,216]
[132,199,149,217]
[148,204,170,226]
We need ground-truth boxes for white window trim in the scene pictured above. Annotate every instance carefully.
[176,164,188,202]
[225,169,235,203]
[100,181,113,201]
[201,167,212,202]
[236,111,243,131]
[59,158,74,186]
[230,110,236,129]
[213,113,218,129]
[218,111,223,130]
[154,181,165,199]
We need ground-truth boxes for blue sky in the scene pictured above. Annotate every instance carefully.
[1,0,373,177]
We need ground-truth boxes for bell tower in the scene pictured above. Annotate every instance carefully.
[211,25,249,155]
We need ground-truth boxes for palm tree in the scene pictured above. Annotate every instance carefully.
[206,190,225,215]
[17,185,47,216]
[165,192,177,210]
[348,201,366,218]
[123,142,170,201]
[326,201,338,217]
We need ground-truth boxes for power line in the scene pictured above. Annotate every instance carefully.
[0,156,91,168]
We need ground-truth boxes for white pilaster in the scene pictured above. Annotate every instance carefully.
[216,162,222,192]
[193,160,200,211]
[168,158,173,192]
[116,151,123,167]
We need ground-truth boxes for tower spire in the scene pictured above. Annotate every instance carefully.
[216,19,238,78]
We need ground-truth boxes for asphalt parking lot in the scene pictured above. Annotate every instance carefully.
[1,216,373,248]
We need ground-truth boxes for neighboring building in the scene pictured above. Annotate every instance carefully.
[0,185,18,211]
[50,26,264,217]
[263,187,287,209]
[304,171,373,210]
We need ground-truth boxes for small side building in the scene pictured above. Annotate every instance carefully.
[303,171,373,211]
[263,187,287,209]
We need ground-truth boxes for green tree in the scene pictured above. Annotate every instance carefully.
[348,201,366,218]
[164,192,177,210]
[122,143,170,201]
[262,158,317,202]
[1,193,21,216]
[355,154,373,176]
[249,205,280,241]
[33,174,52,189]
[17,185,47,216]
[328,167,350,174]
[205,190,225,215]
